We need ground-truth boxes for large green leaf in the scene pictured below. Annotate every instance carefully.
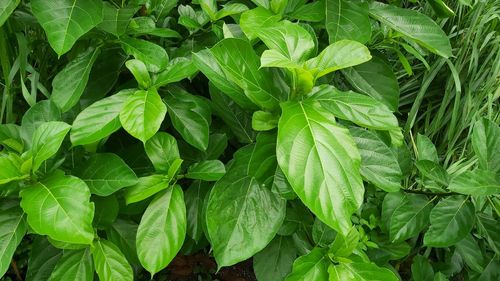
[471,118,500,175]
[136,185,186,275]
[387,192,432,242]
[144,132,180,173]
[71,89,132,146]
[19,173,94,244]
[123,174,170,205]
[48,249,93,281]
[51,47,100,112]
[240,7,281,40]
[119,88,167,142]
[285,248,329,281]
[254,235,297,281]
[329,262,399,281]
[305,40,371,79]
[476,213,500,255]
[206,134,285,267]
[164,87,211,151]
[0,202,27,277]
[342,56,400,111]
[120,37,169,72]
[0,153,24,184]
[30,121,71,172]
[98,3,136,37]
[310,85,399,131]
[210,38,281,110]
[325,0,371,44]
[75,153,138,196]
[424,196,475,247]
[25,238,62,281]
[448,169,500,196]
[31,0,103,56]
[349,127,402,192]
[0,0,20,27]
[277,101,363,235]
[92,239,133,281]
[368,1,452,58]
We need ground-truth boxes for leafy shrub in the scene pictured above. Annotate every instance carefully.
[0,0,498,280]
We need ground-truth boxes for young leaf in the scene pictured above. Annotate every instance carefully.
[120,37,169,72]
[254,235,297,281]
[31,0,103,56]
[285,248,329,281]
[71,89,133,146]
[471,118,500,175]
[30,121,71,172]
[240,7,281,40]
[350,127,402,192]
[388,193,432,242]
[51,47,101,112]
[124,174,170,205]
[368,1,452,58]
[119,88,167,142]
[186,160,226,181]
[277,101,363,235]
[92,239,133,281]
[20,173,95,244]
[136,185,186,276]
[144,132,180,173]
[152,57,198,88]
[0,202,27,277]
[75,153,138,196]
[325,0,371,44]
[329,262,399,281]
[252,110,279,131]
[164,87,211,151]
[98,3,136,37]
[125,59,151,89]
[48,249,93,281]
[424,196,475,247]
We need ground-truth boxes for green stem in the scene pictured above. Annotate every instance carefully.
[0,25,12,123]
[401,188,459,197]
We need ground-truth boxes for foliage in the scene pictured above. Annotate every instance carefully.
[0,0,499,280]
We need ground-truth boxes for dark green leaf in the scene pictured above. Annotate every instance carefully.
[48,249,93,281]
[448,169,500,196]
[412,255,434,281]
[416,160,449,186]
[98,3,136,37]
[186,160,226,181]
[325,0,371,43]
[185,181,211,242]
[26,238,62,281]
[476,213,500,255]
[254,235,297,281]
[388,193,432,242]
[0,202,27,277]
[472,118,500,175]
[416,134,439,162]
[92,239,133,281]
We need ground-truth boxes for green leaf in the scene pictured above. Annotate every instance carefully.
[185,180,211,242]
[277,101,363,235]
[30,121,71,172]
[75,153,138,196]
[449,169,500,196]
[252,110,279,131]
[119,88,167,142]
[98,3,136,37]
[305,40,371,79]
[92,239,133,281]
[125,59,151,89]
[106,219,139,265]
[424,196,475,247]
[285,248,329,281]
[342,56,400,111]
[260,49,302,69]
[31,0,103,56]
[416,134,439,162]
[136,185,186,275]
[388,193,432,242]
[349,127,402,192]
[25,238,62,281]
[20,173,95,244]
[0,0,20,27]
[215,3,248,20]
[240,7,280,40]
[312,219,336,247]
[0,202,27,277]
[200,0,217,20]
[476,213,500,255]
[426,0,455,18]
[71,89,132,146]
[311,85,399,131]
[51,47,101,112]
[144,132,180,173]
[288,1,325,22]
[368,2,452,58]
[120,37,169,72]
[210,38,281,110]
[164,87,211,150]
[416,160,449,186]
[472,118,500,175]
[92,195,119,229]
[127,17,181,38]
[21,100,61,146]
[325,0,371,44]
[124,174,170,205]
[0,153,24,184]
[412,255,434,281]
[456,234,485,272]
[186,160,226,181]
[329,262,399,281]
[254,235,297,281]
[48,249,93,281]
[152,57,198,88]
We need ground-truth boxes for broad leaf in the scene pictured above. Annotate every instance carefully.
[51,47,100,112]
[325,0,371,44]
[0,0,20,27]
[254,235,297,281]
[25,238,62,281]
[388,193,432,242]
[416,134,439,162]
[368,2,452,58]
[350,128,402,192]
[75,153,138,196]
[124,175,170,205]
[416,160,449,186]
[471,118,500,175]
[98,3,136,37]
[186,160,226,181]
[456,234,485,272]
[136,185,186,275]
[329,262,399,281]
[412,255,434,281]
[0,202,27,277]
[120,37,169,72]
[92,240,133,281]
[424,196,475,247]
[144,132,180,173]
[20,173,94,244]
[71,89,132,146]
[31,0,103,56]
[240,7,280,40]
[48,249,93,281]
[277,101,363,235]
[476,213,500,255]
[106,219,139,265]
[21,100,61,146]
[30,121,71,172]
[125,59,151,89]
[152,57,198,88]
[119,88,167,142]
[312,219,336,247]
[285,248,329,281]
[164,88,211,150]
[0,153,24,184]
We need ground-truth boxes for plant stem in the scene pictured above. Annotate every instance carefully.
[401,188,459,197]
